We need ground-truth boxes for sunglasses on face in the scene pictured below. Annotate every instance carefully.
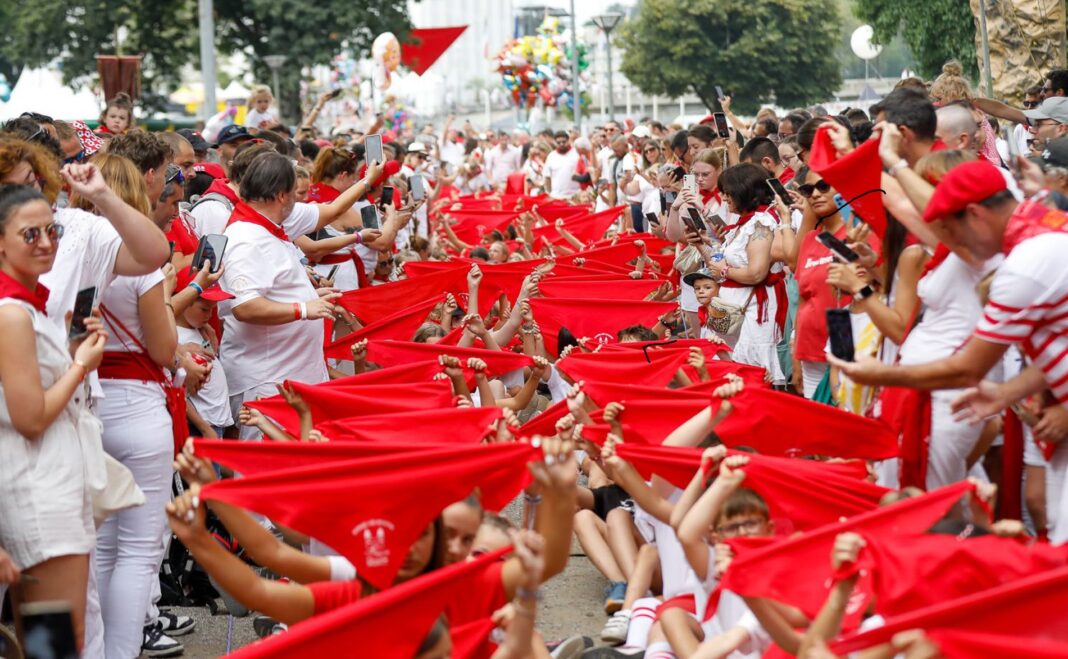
[1024,100,1040,108]
[63,150,86,166]
[19,222,64,245]
[796,179,832,198]
[166,167,185,185]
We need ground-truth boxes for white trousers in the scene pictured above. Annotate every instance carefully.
[926,388,983,490]
[94,381,173,659]
[1048,442,1068,544]
[801,361,827,399]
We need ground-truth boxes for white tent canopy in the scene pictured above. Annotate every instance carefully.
[221,80,251,101]
[0,68,100,121]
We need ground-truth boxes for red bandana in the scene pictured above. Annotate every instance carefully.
[587,398,714,445]
[538,277,665,301]
[700,188,721,205]
[323,296,443,359]
[306,182,341,204]
[315,407,503,444]
[556,349,689,388]
[0,270,49,315]
[516,398,570,438]
[579,380,712,408]
[926,630,1068,659]
[193,438,432,476]
[203,177,240,205]
[365,340,534,377]
[338,265,470,324]
[529,297,676,356]
[1002,197,1068,255]
[227,199,289,241]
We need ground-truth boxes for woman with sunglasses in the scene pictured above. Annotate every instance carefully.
[0,184,109,654]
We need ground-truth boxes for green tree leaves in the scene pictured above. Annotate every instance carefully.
[853,0,977,79]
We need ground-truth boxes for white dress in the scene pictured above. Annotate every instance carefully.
[0,298,106,568]
[714,210,784,383]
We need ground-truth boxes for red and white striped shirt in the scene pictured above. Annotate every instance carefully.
[974,233,1068,403]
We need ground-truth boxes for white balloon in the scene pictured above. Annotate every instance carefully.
[850,25,883,61]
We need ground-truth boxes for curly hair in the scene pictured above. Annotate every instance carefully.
[0,136,62,204]
[106,129,171,174]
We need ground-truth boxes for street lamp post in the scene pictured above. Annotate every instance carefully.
[263,54,287,120]
[197,0,217,120]
[569,0,582,134]
[592,13,623,122]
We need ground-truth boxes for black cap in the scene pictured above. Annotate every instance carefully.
[213,124,252,148]
[177,128,209,153]
[1040,136,1068,169]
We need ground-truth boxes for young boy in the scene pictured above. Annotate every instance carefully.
[175,267,234,438]
[682,268,719,340]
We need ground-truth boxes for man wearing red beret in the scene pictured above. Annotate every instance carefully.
[834,160,1068,542]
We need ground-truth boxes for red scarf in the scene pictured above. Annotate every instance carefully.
[556,348,689,388]
[227,199,289,241]
[0,270,49,315]
[306,181,341,204]
[1002,197,1068,254]
[920,243,951,279]
[700,188,721,205]
[878,386,932,489]
[720,206,787,332]
[203,178,240,205]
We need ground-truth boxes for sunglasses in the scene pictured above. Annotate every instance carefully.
[19,222,64,245]
[1024,100,1040,109]
[796,179,832,198]
[165,167,185,185]
[63,150,86,166]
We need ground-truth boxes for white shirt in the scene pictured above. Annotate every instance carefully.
[41,208,122,324]
[244,109,277,129]
[484,144,522,184]
[544,148,581,199]
[219,203,328,394]
[190,196,234,238]
[101,271,164,352]
[633,488,706,600]
[177,326,233,427]
[440,141,465,169]
[975,232,1068,404]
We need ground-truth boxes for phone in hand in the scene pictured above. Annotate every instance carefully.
[410,174,426,201]
[191,234,227,273]
[815,231,859,263]
[682,174,697,194]
[380,186,394,207]
[327,88,343,99]
[706,213,727,231]
[766,177,791,203]
[20,600,78,659]
[365,134,384,165]
[69,287,96,339]
[360,204,380,231]
[826,308,855,362]
[685,208,708,234]
[326,264,341,281]
[715,85,726,101]
[645,212,660,226]
[713,112,730,139]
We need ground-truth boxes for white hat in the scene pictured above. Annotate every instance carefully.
[632,125,652,139]
[407,142,427,154]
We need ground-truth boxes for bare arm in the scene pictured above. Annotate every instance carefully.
[209,499,332,584]
[295,233,361,262]
[834,335,1010,390]
[721,226,773,285]
[136,282,179,368]
[972,97,1027,126]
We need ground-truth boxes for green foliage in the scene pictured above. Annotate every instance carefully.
[617,0,843,115]
[853,0,977,80]
[835,0,916,79]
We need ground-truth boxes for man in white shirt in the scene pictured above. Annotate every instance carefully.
[483,131,522,187]
[543,131,581,199]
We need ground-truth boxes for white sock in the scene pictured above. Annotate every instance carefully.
[646,640,677,659]
[625,597,660,648]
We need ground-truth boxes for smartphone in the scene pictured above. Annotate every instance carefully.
[713,112,730,139]
[69,287,96,339]
[664,190,678,206]
[327,88,343,99]
[326,264,341,281]
[20,601,78,659]
[360,204,380,230]
[706,213,727,231]
[715,85,726,101]
[411,174,426,201]
[365,133,384,165]
[191,234,227,273]
[815,231,859,263]
[826,308,855,362]
[766,177,790,203]
[645,212,660,226]
[380,186,395,207]
[682,175,697,195]
[168,240,175,259]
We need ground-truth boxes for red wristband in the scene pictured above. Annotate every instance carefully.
[293,302,301,321]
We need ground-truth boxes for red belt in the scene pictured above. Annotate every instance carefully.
[314,251,371,289]
[316,253,353,265]
[98,351,166,383]
[721,271,787,333]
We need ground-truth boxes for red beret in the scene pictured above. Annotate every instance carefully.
[358,159,402,187]
[193,162,227,180]
[923,160,1007,223]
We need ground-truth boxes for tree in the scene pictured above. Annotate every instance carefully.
[617,0,842,115]
[853,0,977,80]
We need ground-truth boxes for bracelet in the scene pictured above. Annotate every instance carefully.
[355,231,364,245]
[71,360,88,382]
[516,586,543,601]
[293,303,302,321]
[187,281,204,296]
[300,302,308,320]
[887,159,909,177]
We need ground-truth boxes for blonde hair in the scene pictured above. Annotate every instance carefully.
[915,148,977,184]
[72,152,151,216]
[693,147,725,170]
[930,60,972,103]
[295,165,311,181]
[248,84,273,108]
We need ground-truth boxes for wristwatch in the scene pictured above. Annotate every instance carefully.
[853,284,874,301]
[887,159,909,177]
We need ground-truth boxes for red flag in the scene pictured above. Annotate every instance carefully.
[365,340,533,376]
[532,206,625,245]
[616,444,889,532]
[338,266,469,324]
[539,277,665,300]
[228,546,509,659]
[556,349,688,388]
[926,629,1068,659]
[324,296,442,359]
[401,26,467,76]
[318,360,445,386]
[192,438,432,476]
[516,398,570,438]
[450,617,498,659]
[721,482,976,622]
[247,380,453,436]
[315,407,503,444]
[201,444,535,589]
[831,565,1068,654]
[588,398,712,445]
[714,387,898,460]
[530,297,676,355]
[812,128,887,237]
[580,380,711,408]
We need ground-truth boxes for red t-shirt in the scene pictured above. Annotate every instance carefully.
[307,579,362,616]
[165,212,199,256]
[793,225,880,362]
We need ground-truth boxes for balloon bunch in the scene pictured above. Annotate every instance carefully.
[372,32,402,91]
[495,15,590,111]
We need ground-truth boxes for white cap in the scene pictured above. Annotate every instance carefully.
[632,125,651,139]
[407,142,427,154]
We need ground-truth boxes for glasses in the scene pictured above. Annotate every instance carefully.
[19,222,64,245]
[1024,100,1040,109]
[693,170,715,179]
[782,153,800,165]
[796,179,832,198]
[63,150,86,166]
[715,517,766,537]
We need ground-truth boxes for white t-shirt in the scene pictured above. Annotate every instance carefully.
[311,225,360,293]
[244,109,277,129]
[440,141,465,169]
[219,203,329,395]
[633,488,707,600]
[700,590,772,659]
[975,232,1068,404]
[190,197,234,238]
[177,326,233,427]
[485,144,522,184]
[100,271,165,352]
[544,148,581,199]
[41,208,122,325]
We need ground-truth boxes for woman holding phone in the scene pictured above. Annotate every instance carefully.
[0,184,108,653]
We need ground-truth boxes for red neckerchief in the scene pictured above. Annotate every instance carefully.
[226,199,289,241]
[735,204,773,229]
[1002,197,1068,254]
[929,138,949,153]
[920,244,951,279]
[779,167,796,184]
[700,188,721,205]
[0,270,49,315]
[204,178,240,205]
[307,182,341,204]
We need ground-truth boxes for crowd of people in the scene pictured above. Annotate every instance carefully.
[0,58,1067,659]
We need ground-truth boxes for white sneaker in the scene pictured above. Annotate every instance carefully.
[600,609,631,645]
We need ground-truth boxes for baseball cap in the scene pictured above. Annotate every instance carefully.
[214,125,253,148]
[407,142,427,154]
[178,128,210,153]
[923,160,1007,223]
[177,266,234,302]
[632,125,651,139]
[193,162,226,179]
[1040,136,1068,169]
[682,268,716,287]
[1023,97,1068,125]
